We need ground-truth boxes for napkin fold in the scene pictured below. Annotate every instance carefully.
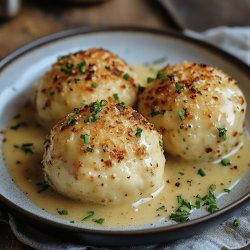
[1,26,250,250]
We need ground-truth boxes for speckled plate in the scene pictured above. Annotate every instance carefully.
[0,27,249,246]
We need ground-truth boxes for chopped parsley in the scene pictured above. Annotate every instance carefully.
[138,85,145,94]
[58,209,68,215]
[14,143,34,154]
[233,218,240,227]
[61,64,73,73]
[82,211,95,221]
[218,127,227,140]
[175,82,184,93]
[169,195,192,222]
[198,168,206,177]
[117,102,126,108]
[221,158,231,166]
[80,134,91,144]
[156,205,165,211]
[92,218,105,224]
[178,171,184,176]
[91,82,98,88]
[123,73,130,81]
[147,77,154,83]
[78,61,86,74]
[10,122,27,130]
[86,147,93,153]
[202,184,219,213]
[159,140,163,148]
[135,127,143,138]
[113,93,119,101]
[67,115,77,126]
[151,110,161,117]
[224,188,230,193]
[178,108,188,121]
[84,100,107,123]
[156,71,165,80]
[105,65,111,71]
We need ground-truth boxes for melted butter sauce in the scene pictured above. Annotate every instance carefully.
[2,65,250,227]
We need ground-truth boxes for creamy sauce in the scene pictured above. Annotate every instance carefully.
[2,65,250,227]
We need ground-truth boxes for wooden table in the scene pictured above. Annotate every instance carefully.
[0,0,249,249]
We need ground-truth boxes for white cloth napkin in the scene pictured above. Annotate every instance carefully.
[1,26,250,250]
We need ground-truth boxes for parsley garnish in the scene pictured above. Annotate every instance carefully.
[105,65,111,71]
[221,158,231,166]
[169,195,192,222]
[82,211,95,221]
[91,82,98,88]
[175,82,184,93]
[80,134,90,144]
[178,108,188,121]
[224,188,230,193]
[86,147,93,153]
[92,218,105,224]
[198,168,206,177]
[202,184,219,213]
[147,77,154,83]
[138,85,145,94]
[123,73,130,81]
[14,143,34,154]
[156,205,165,211]
[218,127,227,140]
[10,122,27,130]
[84,100,107,123]
[67,115,77,126]
[159,140,163,148]
[117,102,126,108]
[113,93,119,101]
[58,210,68,215]
[151,111,161,117]
[156,71,165,80]
[135,127,143,138]
[78,61,86,74]
[178,172,184,176]
[61,64,73,73]
[233,218,240,227]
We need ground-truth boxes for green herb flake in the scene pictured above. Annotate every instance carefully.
[175,82,184,93]
[169,195,192,222]
[221,158,231,166]
[135,127,143,138]
[138,85,145,94]
[233,218,240,227]
[147,77,155,84]
[178,172,184,176]
[84,100,107,123]
[156,71,165,80]
[67,115,77,126]
[123,73,130,81]
[156,205,165,211]
[159,140,163,148]
[70,221,75,223]
[10,122,27,130]
[14,143,34,154]
[197,91,202,95]
[152,57,167,64]
[58,209,68,215]
[80,134,91,144]
[105,65,111,71]
[198,168,206,177]
[61,64,73,73]
[218,127,227,140]
[92,218,105,224]
[78,61,86,74]
[113,93,119,101]
[224,188,230,193]
[117,102,126,108]
[178,108,188,121]
[151,110,161,117]
[86,147,93,153]
[91,82,98,88]
[82,211,95,221]
[203,184,219,213]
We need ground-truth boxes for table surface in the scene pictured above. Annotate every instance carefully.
[0,0,249,249]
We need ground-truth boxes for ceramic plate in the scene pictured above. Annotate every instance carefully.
[0,27,249,246]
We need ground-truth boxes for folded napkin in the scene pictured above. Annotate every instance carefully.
[1,26,250,250]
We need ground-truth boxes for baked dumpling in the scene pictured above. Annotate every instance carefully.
[33,48,138,129]
[138,61,246,161]
[43,99,165,205]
